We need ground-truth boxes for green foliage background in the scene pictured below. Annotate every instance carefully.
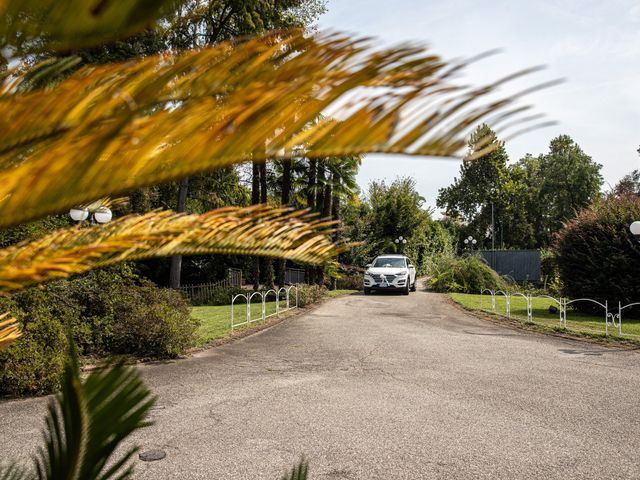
[0,265,196,396]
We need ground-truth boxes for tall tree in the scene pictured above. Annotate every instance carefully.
[276,157,293,285]
[167,0,327,287]
[536,135,602,244]
[259,161,274,287]
[614,169,640,197]
[436,124,509,248]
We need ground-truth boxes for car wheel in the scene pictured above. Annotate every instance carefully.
[364,288,371,295]
[410,281,416,292]
[402,284,410,295]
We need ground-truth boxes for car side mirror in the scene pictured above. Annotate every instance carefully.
[408,264,414,269]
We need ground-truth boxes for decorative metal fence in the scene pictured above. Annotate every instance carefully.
[480,289,640,338]
[179,268,243,304]
[231,285,298,331]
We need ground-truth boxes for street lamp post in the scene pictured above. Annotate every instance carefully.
[463,235,477,251]
[630,221,640,243]
[394,236,407,253]
[69,205,113,225]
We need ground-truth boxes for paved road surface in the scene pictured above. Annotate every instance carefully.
[2,291,640,479]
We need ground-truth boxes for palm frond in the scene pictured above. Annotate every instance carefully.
[0,464,30,480]
[0,31,556,228]
[0,205,344,293]
[0,313,21,350]
[281,459,308,480]
[0,0,176,53]
[35,338,155,480]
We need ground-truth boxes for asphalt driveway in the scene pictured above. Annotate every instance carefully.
[1,291,640,479]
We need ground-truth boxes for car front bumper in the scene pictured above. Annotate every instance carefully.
[363,275,409,290]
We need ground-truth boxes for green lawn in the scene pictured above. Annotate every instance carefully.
[192,289,358,346]
[325,289,360,298]
[450,293,640,339]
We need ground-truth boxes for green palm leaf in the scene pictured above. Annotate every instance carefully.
[281,459,308,480]
[0,339,156,480]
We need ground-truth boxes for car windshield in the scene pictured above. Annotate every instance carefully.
[372,257,405,268]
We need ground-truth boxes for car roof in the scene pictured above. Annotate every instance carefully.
[376,254,406,258]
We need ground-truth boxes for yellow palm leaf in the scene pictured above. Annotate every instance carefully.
[0,313,21,350]
[0,31,556,229]
[0,205,346,292]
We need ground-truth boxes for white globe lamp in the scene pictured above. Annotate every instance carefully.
[69,208,89,222]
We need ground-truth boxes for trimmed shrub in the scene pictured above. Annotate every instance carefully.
[554,195,640,313]
[335,274,363,291]
[0,295,68,396]
[202,286,246,306]
[427,254,505,293]
[0,265,197,396]
[109,284,197,357]
[296,284,326,307]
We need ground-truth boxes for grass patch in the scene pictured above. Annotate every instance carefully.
[192,289,358,346]
[325,289,359,298]
[450,293,640,339]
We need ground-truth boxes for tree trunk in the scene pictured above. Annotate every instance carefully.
[251,161,260,290]
[312,165,328,286]
[306,159,317,284]
[330,182,340,290]
[259,162,274,288]
[315,163,325,214]
[169,176,189,288]
[306,158,317,211]
[277,159,292,286]
[322,173,332,218]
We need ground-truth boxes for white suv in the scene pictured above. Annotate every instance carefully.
[363,254,417,295]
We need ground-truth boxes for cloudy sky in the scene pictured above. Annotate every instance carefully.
[318,0,640,213]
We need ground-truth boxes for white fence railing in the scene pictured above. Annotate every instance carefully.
[180,268,243,304]
[479,289,640,338]
[230,285,298,331]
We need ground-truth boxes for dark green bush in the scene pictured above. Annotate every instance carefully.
[296,284,326,307]
[0,295,69,396]
[427,254,505,293]
[109,284,197,357]
[0,265,197,396]
[201,286,246,306]
[554,195,640,313]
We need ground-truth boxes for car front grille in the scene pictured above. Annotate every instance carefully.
[372,274,396,282]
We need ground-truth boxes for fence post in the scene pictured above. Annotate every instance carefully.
[618,301,622,336]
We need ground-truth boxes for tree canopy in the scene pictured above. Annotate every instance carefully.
[437,125,602,249]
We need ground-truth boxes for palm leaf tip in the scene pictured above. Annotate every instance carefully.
[281,458,309,480]
[0,313,21,351]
